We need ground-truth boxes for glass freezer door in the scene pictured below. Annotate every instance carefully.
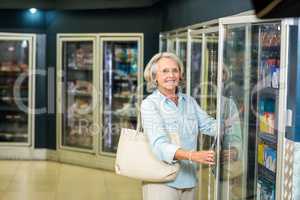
[0,38,32,145]
[189,36,202,101]
[101,39,140,154]
[220,24,248,200]
[159,35,167,52]
[200,32,219,200]
[220,21,282,200]
[254,23,281,200]
[167,37,177,54]
[177,38,187,93]
[61,40,95,151]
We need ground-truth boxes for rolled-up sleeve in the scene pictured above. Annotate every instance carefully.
[141,99,180,164]
[192,98,217,137]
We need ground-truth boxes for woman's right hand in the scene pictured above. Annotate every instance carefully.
[191,150,215,165]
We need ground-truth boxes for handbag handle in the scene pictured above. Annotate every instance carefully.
[136,108,143,133]
[136,99,157,134]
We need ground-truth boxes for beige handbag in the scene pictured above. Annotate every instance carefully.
[115,107,180,182]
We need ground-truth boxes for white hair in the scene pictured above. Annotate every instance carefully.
[144,52,184,92]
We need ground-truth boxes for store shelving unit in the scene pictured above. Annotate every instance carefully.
[0,33,35,147]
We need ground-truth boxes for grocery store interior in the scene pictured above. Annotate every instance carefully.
[0,0,300,200]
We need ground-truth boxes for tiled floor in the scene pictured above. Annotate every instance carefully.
[0,161,142,200]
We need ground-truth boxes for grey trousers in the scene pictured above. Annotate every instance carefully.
[142,183,196,200]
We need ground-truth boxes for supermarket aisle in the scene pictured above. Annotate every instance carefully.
[0,161,142,200]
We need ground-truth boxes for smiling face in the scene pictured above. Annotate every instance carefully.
[155,57,181,95]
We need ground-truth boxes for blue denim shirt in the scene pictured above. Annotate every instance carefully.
[141,90,217,189]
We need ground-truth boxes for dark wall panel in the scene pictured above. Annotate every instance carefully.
[160,0,253,31]
[0,7,162,149]
[35,34,48,148]
[0,9,46,33]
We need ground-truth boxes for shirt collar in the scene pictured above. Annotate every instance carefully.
[154,89,186,102]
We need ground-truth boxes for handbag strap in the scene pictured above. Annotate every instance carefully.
[136,106,143,133]
[136,99,158,134]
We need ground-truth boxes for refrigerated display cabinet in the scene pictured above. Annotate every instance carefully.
[57,33,143,168]
[216,16,296,200]
[57,35,97,153]
[185,15,296,200]
[99,34,143,155]
[0,33,35,146]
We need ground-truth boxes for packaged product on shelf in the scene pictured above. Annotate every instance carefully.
[75,48,84,68]
[81,44,93,66]
[257,179,275,200]
[257,181,262,200]
[0,62,21,72]
[264,146,276,172]
[271,66,279,89]
[68,99,92,116]
[259,112,275,134]
[259,98,275,134]
[68,80,93,95]
[258,143,265,165]
[72,45,93,70]
[260,61,272,88]
[19,63,28,72]
[114,45,138,75]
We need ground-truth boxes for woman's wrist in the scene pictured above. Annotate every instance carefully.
[174,149,194,162]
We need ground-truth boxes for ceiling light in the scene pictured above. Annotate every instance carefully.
[29,8,37,14]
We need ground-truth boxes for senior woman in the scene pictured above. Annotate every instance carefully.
[141,52,217,200]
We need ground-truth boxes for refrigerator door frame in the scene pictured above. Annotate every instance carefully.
[187,26,219,200]
[0,33,36,147]
[218,19,251,200]
[98,33,144,157]
[56,34,98,154]
[277,18,295,200]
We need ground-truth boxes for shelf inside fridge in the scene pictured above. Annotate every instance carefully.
[257,164,276,184]
[258,132,277,148]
